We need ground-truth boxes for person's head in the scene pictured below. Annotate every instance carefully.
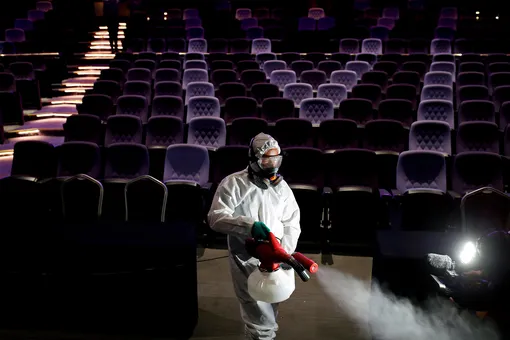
[248,133,283,187]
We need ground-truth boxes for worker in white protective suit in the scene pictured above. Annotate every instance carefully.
[208,133,301,340]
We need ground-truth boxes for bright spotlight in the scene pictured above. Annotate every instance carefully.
[475,11,480,15]
[476,16,479,20]
[164,12,167,15]
[147,17,150,21]
[459,241,477,264]
[496,16,499,20]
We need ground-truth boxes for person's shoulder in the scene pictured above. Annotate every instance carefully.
[219,168,249,186]
[275,178,297,198]
[278,178,293,192]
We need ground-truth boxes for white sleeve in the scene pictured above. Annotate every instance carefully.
[280,186,301,254]
[207,177,256,238]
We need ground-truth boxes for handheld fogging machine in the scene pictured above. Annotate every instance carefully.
[245,232,319,303]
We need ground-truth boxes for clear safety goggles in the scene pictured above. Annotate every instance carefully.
[257,154,283,169]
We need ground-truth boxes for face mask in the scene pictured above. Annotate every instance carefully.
[257,154,283,180]
[248,155,283,189]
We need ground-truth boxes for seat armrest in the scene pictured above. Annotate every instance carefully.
[102,178,129,184]
[289,184,318,191]
[202,182,213,190]
[11,175,38,182]
[322,186,333,195]
[164,180,200,187]
[390,189,402,196]
[375,150,399,156]
[336,185,373,193]
[447,190,462,200]
[404,188,445,196]
[379,188,393,197]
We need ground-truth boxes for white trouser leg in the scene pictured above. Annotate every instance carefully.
[230,256,278,340]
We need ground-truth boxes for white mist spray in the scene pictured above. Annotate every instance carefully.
[317,267,500,340]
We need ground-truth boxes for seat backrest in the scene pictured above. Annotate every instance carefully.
[456,122,500,153]
[57,141,101,178]
[187,96,221,123]
[269,70,296,91]
[317,84,347,107]
[185,81,215,104]
[104,115,143,146]
[163,144,210,185]
[104,143,149,179]
[424,71,453,87]
[409,121,452,155]
[299,98,334,125]
[283,83,313,107]
[116,95,149,122]
[146,116,184,147]
[187,117,227,149]
[452,152,503,194]
[417,99,454,128]
[420,85,453,102]
[396,150,447,193]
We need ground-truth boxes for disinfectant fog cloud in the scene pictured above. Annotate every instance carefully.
[317,267,500,340]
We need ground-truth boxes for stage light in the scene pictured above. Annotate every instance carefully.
[476,16,479,20]
[496,16,499,20]
[459,241,477,264]
[476,11,480,15]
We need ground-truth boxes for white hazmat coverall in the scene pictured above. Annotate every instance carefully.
[208,168,301,340]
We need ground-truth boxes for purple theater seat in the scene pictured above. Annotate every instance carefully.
[57,141,101,178]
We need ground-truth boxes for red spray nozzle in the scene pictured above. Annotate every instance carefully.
[292,252,319,274]
[245,232,319,280]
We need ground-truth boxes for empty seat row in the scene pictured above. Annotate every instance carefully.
[3,138,505,238]
[64,112,510,157]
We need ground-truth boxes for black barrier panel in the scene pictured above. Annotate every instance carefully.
[0,221,198,338]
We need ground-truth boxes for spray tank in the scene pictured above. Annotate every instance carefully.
[245,232,319,303]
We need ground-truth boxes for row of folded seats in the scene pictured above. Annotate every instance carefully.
[108,50,510,83]
[111,50,510,69]
[126,35,467,55]
[1,138,504,250]
[125,36,510,55]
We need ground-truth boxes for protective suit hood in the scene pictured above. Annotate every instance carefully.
[248,133,283,189]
